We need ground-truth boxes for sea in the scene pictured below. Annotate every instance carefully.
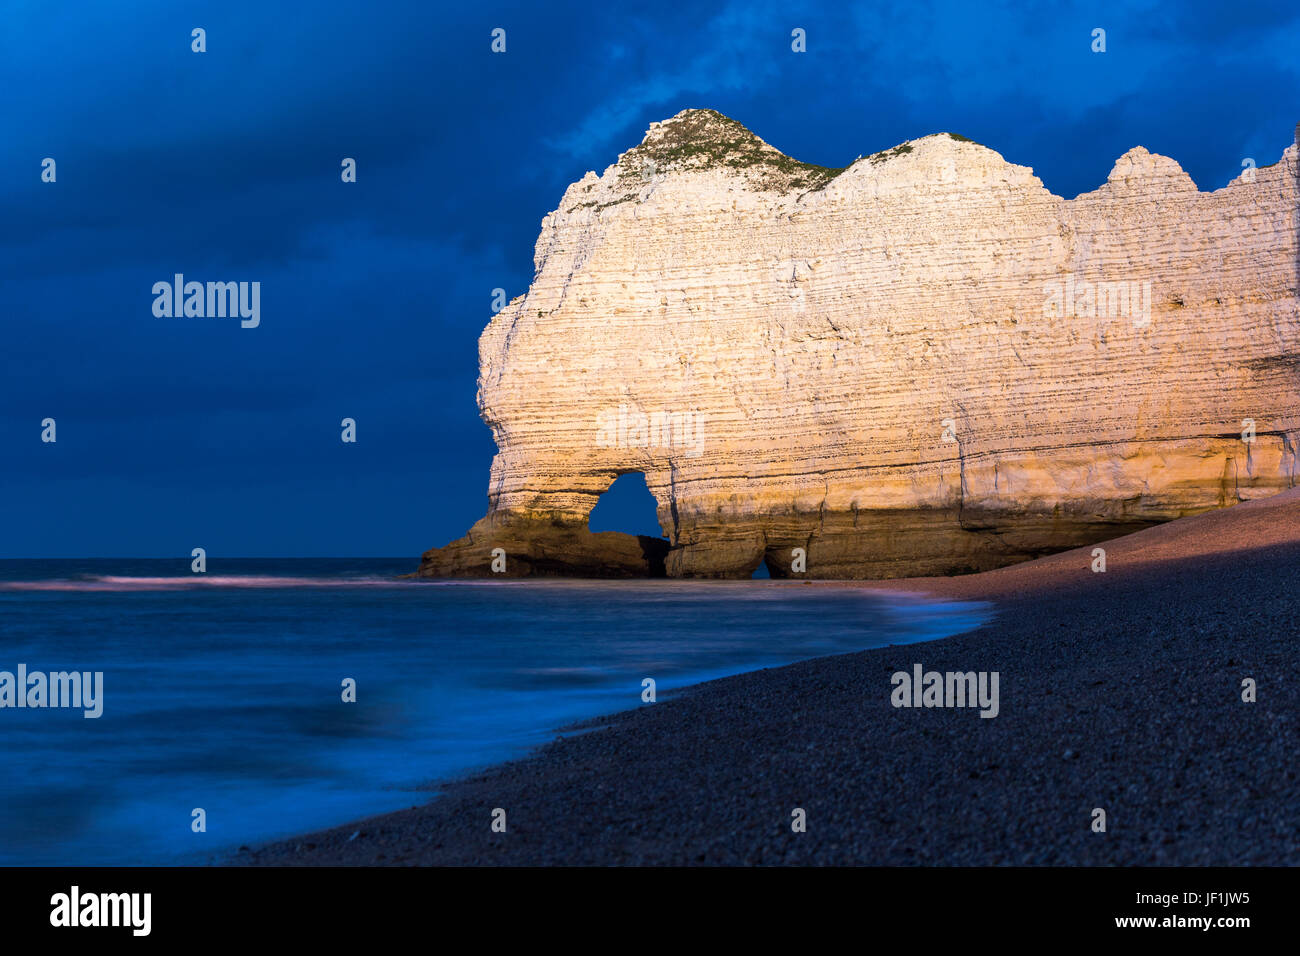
[0,559,990,865]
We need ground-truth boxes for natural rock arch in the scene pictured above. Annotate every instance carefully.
[418,110,1300,579]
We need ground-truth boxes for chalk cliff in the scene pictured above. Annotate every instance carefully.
[420,109,1300,579]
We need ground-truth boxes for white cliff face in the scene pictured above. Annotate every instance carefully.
[427,109,1300,579]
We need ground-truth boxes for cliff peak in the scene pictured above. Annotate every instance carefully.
[1105,146,1196,192]
[619,108,846,191]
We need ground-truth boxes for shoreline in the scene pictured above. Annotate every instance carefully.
[240,489,1300,865]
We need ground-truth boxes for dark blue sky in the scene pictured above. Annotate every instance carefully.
[2,0,1297,557]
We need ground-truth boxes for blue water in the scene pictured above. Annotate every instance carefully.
[0,559,991,865]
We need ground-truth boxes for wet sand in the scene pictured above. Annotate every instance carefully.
[241,489,1300,865]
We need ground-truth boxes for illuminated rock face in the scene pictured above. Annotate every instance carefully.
[419,110,1300,579]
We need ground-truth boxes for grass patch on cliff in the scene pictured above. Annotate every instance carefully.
[621,108,846,192]
[868,143,914,165]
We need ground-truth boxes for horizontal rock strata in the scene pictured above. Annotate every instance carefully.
[420,109,1300,579]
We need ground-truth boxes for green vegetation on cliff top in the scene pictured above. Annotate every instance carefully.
[575,110,982,204]
[620,109,846,191]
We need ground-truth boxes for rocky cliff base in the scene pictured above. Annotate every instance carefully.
[417,508,1159,579]
[420,517,669,578]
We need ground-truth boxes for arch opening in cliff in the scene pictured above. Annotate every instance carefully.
[587,471,666,538]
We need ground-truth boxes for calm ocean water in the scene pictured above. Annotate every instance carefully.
[0,559,990,865]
